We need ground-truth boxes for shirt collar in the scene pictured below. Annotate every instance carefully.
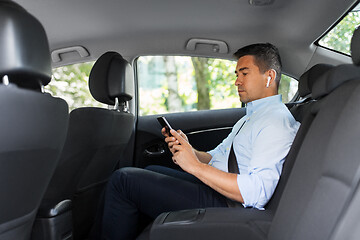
[246,95,282,116]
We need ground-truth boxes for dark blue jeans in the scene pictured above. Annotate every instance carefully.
[101,165,228,239]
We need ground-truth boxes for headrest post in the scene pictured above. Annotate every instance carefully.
[113,97,120,111]
[124,101,130,113]
[113,97,129,113]
[2,75,9,86]
[119,100,130,113]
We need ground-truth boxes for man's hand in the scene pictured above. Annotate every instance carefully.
[162,127,189,155]
[169,129,244,203]
[170,129,201,173]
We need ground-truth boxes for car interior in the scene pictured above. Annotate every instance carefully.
[1,0,360,239]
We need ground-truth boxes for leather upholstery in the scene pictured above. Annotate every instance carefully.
[0,1,68,239]
[89,52,134,105]
[311,26,360,99]
[0,1,51,91]
[298,63,333,97]
[267,63,333,212]
[39,51,135,239]
[351,26,360,66]
[312,64,360,99]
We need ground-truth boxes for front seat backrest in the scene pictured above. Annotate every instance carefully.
[0,1,68,240]
[38,52,135,239]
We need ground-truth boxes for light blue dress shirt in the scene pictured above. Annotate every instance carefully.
[208,95,300,209]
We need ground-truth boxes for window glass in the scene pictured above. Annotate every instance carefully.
[45,62,107,111]
[319,3,360,55]
[279,74,298,103]
[137,56,298,116]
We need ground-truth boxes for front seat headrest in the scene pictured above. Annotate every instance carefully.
[89,51,134,105]
[351,26,360,66]
[298,64,333,97]
[0,0,52,90]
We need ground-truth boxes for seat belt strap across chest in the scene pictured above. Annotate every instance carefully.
[228,120,246,174]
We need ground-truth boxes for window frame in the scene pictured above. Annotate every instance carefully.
[134,55,299,116]
[315,0,360,56]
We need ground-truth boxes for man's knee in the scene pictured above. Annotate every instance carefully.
[108,167,143,192]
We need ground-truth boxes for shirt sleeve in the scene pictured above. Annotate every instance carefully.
[207,138,226,158]
[236,118,299,209]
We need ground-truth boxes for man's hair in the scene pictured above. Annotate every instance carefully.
[234,43,282,86]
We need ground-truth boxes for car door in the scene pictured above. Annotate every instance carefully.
[131,55,298,170]
[132,55,243,169]
[134,108,245,169]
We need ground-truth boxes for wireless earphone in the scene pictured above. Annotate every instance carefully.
[266,76,271,88]
[266,70,277,88]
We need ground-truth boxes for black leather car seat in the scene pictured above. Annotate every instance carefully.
[35,52,135,240]
[265,63,334,212]
[0,1,69,240]
[289,63,334,122]
[328,26,360,240]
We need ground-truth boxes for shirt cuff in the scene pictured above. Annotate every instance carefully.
[236,174,265,210]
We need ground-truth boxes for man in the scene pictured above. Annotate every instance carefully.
[100,43,300,239]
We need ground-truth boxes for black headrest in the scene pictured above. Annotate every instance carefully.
[298,64,334,97]
[0,1,52,90]
[312,26,360,99]
[312,64,360,99]
[89,52,134,105]
[351,26,360,66]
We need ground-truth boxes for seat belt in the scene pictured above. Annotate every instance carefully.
[227,120,246,174]
[226,120,246,208]
[286,96,314,109]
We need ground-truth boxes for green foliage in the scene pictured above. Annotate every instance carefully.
[47,57,297,116]
[137,56,298,115]
[207,58,240,109]
[278,75,298,103]
[45,62,107,111]
[319,12,360,54]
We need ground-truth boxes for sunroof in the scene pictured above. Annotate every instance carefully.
[318,2,360,55]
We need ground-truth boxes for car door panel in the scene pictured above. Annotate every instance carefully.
[134,108,246,168]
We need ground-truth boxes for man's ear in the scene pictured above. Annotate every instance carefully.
[266,69,277,87]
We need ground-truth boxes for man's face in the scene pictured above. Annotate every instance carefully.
[235,55,268,104]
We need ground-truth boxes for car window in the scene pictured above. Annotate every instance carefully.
[45,62,107,111]
[318,2,360,55]
[279,74,298,103]
[137,56,298,116]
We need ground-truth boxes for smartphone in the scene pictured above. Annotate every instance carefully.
[157,116,173,136]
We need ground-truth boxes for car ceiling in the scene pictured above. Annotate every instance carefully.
[12,0,358,78]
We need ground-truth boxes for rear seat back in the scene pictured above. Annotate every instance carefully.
[0,2,68,239]
[265,63,333,212]
[268,27,360,240]
[329,30,360,240]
